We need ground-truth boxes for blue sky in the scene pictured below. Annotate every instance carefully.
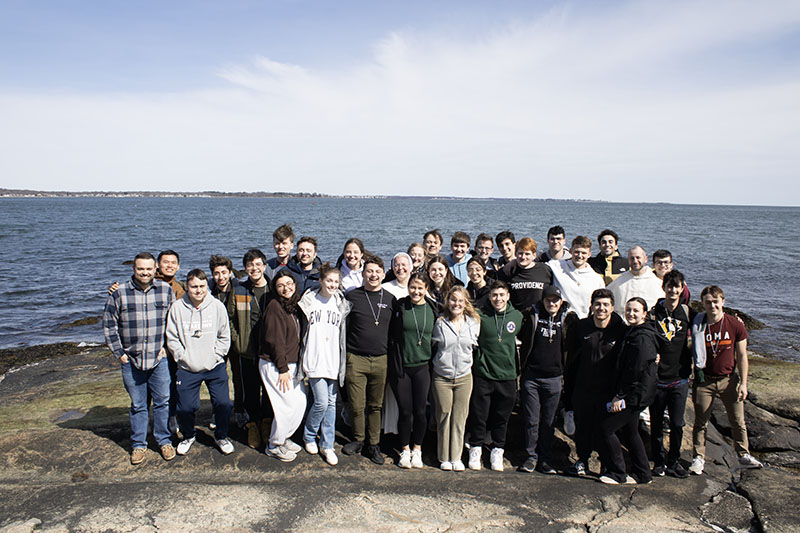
[1,0,799,205]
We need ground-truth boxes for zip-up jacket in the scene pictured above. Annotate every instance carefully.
[230,278,261,359]
[431,315,480,379]
[287,256,323,295]
[564,312,626,408]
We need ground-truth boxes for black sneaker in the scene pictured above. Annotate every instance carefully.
[652,464,666,477]
[364,444,385,465]
[566,460,587,476]
[536,461,557,475]
[667,461,689,479]
[342,441,364,456]
[518,457,536,473]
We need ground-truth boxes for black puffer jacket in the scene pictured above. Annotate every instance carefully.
[613,321,659,409]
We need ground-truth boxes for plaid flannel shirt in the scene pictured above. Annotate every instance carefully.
[103,277,175,370]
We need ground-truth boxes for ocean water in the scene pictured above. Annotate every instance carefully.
[1,197,798,362]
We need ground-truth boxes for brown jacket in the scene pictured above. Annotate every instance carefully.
[260,298,301,373]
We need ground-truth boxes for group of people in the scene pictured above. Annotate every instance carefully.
[103,223,762,484]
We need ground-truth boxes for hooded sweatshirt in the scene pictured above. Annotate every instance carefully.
[287,256,323,295]
[548,258,606,319]
[613,321,659,409]
[166,293,231,373]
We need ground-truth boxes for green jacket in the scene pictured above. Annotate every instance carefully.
[228,278,261,359]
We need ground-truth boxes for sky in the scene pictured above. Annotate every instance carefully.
[1,0,799,205]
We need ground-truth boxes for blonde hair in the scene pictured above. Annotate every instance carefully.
[443,286,480,321]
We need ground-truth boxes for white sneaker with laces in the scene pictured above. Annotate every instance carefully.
[284,440,301,453]
[490,448,504,472]
[739,453,763,468]
[322,448,338,465]
[216,438,234,455]
[468,446,482,470]
[411,448,423,469]
[440,461,453,471]
[452,460,466,472]
[689,456,705,475]
[176,436,196,455]
[305,441,319,455]
[267,445,297,462]
[398,449,412,469]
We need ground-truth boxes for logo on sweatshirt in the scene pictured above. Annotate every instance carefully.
[506,322,516,334]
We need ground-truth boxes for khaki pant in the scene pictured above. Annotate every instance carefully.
[692,373,749,458]
[432,372,473,463]
[345,353,387,446]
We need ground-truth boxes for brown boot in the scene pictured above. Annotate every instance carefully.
[245,421,262,449]
[260,419,271,447]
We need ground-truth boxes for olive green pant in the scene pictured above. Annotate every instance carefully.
[345,353,387,446]
[432,372,473,463]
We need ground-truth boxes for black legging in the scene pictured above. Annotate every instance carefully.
[390,364,431,447]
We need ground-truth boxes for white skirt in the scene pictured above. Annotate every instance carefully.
[259,359,307,448]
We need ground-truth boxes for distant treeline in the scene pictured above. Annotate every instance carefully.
[0,189,332,198]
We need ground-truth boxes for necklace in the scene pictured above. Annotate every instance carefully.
[411,303,427,346]
[494,307,508,343]
[364,288,384,326]
[547,314,556,344]
[708,315,725,358]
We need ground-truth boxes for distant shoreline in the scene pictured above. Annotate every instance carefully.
[0,188,601,202]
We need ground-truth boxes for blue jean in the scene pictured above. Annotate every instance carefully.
[304,377,338,450]
[520,373,562,463]
[121,359,171,449]
[176,363,232,441]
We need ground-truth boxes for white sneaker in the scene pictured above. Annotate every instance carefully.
[398,449,412,469]
[689,456,704,475]
[440,461,453,471]
[216,438,234,455]
[739,453,763,468]
[452,460,466,472]
[284,440,301,453]
[490,448,504,472]
[176,436,195,455]
[468,446,482,470]
[599,475,619,485]
[411,448,423,469]
[305,441,319,455]
[322,448,338,465]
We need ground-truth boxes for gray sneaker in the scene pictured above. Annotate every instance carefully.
[283,440,302,453]
[267,445,297,462]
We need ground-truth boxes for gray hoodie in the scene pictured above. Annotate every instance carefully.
[166,293,231,373]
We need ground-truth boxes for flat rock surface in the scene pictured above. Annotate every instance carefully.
[1,347,798,532]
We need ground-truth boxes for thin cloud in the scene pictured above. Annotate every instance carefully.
[1,0,799,204]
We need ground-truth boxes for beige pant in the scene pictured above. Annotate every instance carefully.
[692,373,749,458]
[432,372,473,463]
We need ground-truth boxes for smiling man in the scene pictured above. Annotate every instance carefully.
[588,230,628,285]
[103,252,175,465]
[689,285,762,474]
[343,254,396,465]
[563,288,626,477]
[548,236,606,319]
[423,229,443,262]
[499,237,553,311]
[607,246,665,317]
[287,236,322,295]
[447,231,472,285]
[166,269,233,457]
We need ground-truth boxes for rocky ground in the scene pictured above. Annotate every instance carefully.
[0,345,798,532]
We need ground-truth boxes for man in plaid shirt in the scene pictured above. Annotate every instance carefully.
[104,252,176,465]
